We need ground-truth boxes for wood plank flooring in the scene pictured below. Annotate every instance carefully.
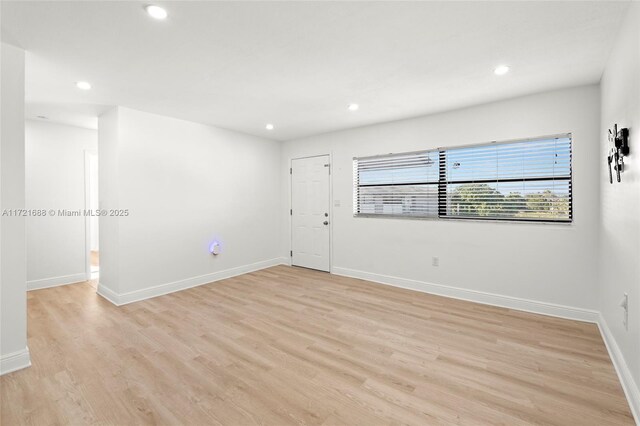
[0,265,634,425]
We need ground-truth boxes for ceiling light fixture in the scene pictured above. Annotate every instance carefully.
[145,5,168,20]
[494,65,510,76]
[265,123,274,130]
[348,103,359,111]
[75,81,91,90]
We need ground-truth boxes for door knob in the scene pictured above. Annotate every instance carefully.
[323,221,329,225]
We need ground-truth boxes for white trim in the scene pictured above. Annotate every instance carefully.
[96,283,121,305]
[97,257,288,306]
[27,273,87,291]
[0,347,31,375]
[597,313,640,424]
[332,266,599,323]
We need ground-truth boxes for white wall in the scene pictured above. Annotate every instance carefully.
[98,107,283,303]
[281,85,601,314]
[0,43,30,374]
[599,2,640,418]
[25,120,97,289]
[97,107,121,295]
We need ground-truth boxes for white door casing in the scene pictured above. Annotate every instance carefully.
[291,155,330,272]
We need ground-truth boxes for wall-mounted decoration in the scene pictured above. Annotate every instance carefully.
[607,124,629,183]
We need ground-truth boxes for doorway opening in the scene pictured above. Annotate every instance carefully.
[85,151,99,284]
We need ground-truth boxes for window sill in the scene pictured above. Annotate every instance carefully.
[353,214,573,226]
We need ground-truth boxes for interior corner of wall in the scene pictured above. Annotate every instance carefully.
[96,282,121,306]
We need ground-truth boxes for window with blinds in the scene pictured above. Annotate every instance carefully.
[353,151,439,217]
[353,134,572,223]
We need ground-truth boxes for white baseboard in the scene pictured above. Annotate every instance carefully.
[332,266,599,323]
[96,283,121,305]
[597,314,640,424]
[0,347,31,375]
[97,257,288,306]
[27,273,87,291]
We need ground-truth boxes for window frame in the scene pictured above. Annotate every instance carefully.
[353,133,573,224]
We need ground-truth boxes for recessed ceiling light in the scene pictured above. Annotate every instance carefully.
[75,81,91,90]
[494,65,510,76]
[146,5,168,20]
[265,123,274,130]
[348,103,359,111]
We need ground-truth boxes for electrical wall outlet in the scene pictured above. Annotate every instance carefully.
[432,257,439,267]
[620,293,629,330]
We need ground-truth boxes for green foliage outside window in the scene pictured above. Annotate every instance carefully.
[449,183,570,219]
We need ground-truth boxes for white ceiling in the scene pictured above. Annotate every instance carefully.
[1,1,630,140]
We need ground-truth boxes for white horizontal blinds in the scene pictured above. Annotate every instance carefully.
[354,151,439,217]
[440,136,572,222]
[354,135,572,222]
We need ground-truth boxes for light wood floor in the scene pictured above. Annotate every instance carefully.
[0,265,634,425]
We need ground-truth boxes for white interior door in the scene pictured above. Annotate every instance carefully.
[291,155,330,272]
